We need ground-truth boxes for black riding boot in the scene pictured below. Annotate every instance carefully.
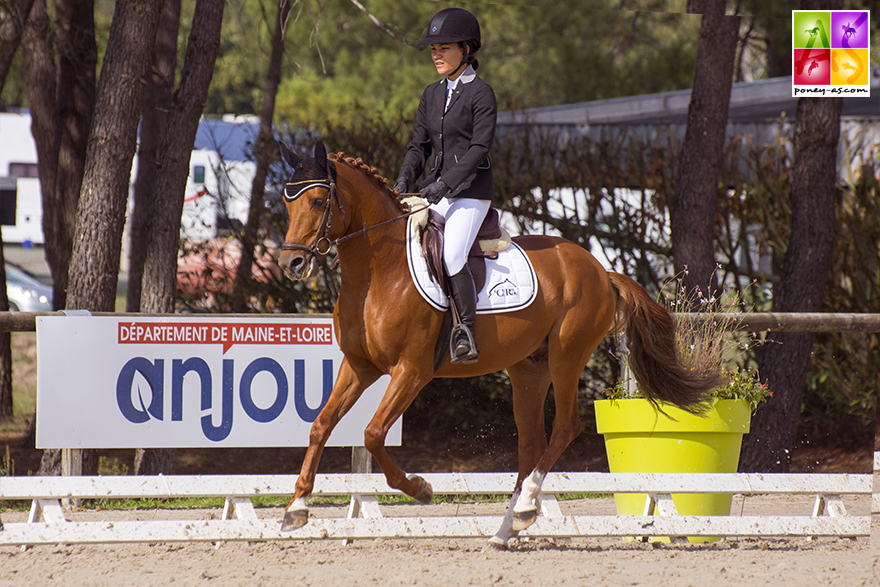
[448,265,479,364]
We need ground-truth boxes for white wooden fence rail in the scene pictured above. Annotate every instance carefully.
[874,451,879,515]
[0,472,871,546]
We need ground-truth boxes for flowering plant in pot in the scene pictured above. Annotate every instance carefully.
[594,273,771,541]
[602,366,771,412]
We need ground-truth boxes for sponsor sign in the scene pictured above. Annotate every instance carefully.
[36,316,398,449]
[792,10,871,97]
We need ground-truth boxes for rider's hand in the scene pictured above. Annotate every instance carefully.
[392,177,408,194]
[421,180,450,204]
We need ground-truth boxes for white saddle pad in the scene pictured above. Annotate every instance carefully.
[406,216,538,314]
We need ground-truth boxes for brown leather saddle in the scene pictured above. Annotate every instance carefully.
[417,208,503,296]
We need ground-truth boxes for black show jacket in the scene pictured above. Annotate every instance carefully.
[398,74,497,201]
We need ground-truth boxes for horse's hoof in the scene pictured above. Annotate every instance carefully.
[409,475,433,504]
[484,538,508,552]
[512,509,538,531]
[280,509,309,531]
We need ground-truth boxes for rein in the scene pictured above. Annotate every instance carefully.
[333,193,428,247]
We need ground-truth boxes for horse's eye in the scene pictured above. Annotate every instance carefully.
[311,198,325,209]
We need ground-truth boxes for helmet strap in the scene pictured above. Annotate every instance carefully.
[447,43,469,78]
[448,60,466,78]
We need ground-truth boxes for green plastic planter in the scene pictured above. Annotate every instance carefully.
[594,398,751,542]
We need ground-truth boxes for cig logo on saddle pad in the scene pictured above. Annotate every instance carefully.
[488,278,519,300]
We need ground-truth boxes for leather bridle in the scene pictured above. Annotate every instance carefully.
[281,161,428,266]
[281,161,347,260]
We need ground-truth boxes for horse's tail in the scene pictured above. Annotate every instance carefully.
[607,272,720,414]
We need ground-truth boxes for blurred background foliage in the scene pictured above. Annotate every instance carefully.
[3,0,877,118]
[215,0,706,127]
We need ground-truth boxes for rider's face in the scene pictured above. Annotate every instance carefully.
[431,43,465,79]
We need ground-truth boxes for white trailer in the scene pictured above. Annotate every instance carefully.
[0,111,258,245]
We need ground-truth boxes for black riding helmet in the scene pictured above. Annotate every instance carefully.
[417,8,481,54]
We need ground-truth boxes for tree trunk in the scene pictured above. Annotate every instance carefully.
[133,447,178,477]
[0,0,35,84]
[739,95,843,472]
[23,0,99,473]
[0,0,33,422]
[0,231,11,420]
[761,18,791,79]
[232,0,292,312]
[67,0,163,311]
[22,0,96,312]
[671,0,738,296]
[129,0,181,476]
[141,0,225,314]
[52,0,98,310]
[136,0,225,476]
[737,0,845,474]
[128,0,181,313]
[60,0,163,476]
[21,2,59,292]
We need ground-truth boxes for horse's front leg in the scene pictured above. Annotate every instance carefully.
[282,357,380,531]
[487,489,523,550]
[363,366,435,504]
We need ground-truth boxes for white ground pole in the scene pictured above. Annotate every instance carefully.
[0,472,870,546]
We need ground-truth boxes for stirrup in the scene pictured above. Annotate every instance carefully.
[450,324,479,364]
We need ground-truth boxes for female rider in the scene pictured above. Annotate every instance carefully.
[392,8,496,365]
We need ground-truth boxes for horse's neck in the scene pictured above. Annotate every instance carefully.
[335,169,409,285]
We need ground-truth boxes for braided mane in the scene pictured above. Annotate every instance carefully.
[329,152,408,213]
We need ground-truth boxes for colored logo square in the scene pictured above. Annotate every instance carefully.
[831,11,869,49]
[793,11,831,49]
[793,48,831,85]
[831,48,869,85]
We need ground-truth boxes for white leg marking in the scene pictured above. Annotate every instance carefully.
[513,470,545,514]
[286,496,307,512]
[489,491,522,548]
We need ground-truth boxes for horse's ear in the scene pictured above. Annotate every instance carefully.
[279,142,302,168]
[314,140,328,172]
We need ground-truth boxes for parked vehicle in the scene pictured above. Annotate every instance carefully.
[5,262,52,311]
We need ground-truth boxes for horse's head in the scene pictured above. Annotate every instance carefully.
[277,141,347,281]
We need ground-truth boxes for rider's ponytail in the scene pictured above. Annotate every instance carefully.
[462,41,479,71]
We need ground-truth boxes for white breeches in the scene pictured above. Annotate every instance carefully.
[430,196,491,275]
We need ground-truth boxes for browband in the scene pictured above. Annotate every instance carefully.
[284,159,337,202]
[284,180,331,202]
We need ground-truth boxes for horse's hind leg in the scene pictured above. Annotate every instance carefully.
[282,357,380,531]
[511,328,608,531]
[489,358,551,550]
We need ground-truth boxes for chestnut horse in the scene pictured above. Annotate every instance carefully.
[276,142,716,549]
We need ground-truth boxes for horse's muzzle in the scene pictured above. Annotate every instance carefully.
[278,250,316,281]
